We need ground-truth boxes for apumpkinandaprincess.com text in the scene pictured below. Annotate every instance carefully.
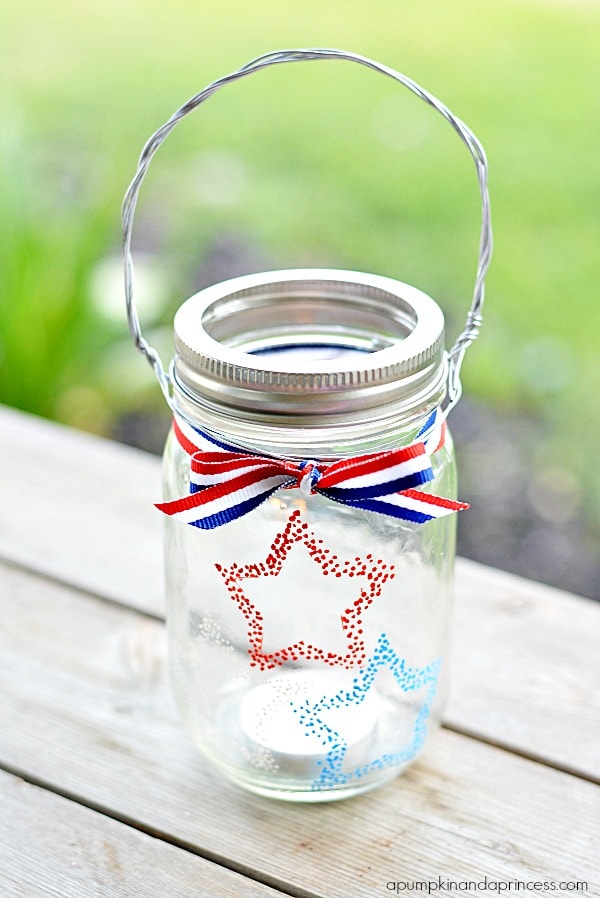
[385,880,589,894]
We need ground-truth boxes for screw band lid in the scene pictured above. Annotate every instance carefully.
[172,268,446,423]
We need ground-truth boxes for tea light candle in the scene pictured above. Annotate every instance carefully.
[239,671,380,777]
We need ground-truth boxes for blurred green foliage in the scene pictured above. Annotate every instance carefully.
[1,0,599,524]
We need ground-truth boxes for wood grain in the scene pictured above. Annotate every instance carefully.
[1,405,599,779]
[0,769,289,898]
[0,404,164,614]
[1,561,598,898]
[449,557,600,778]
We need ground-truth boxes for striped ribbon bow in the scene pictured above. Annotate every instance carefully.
[156,410,468,530]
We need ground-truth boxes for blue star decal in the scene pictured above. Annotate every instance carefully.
[291,633,442,790]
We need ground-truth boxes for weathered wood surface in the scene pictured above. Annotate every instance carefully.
[1,405,599,780]
[1,405,599,896]
[0,404,164,613]
[0,770,288,898]
[0,559,598,897]
[448,558,600,779]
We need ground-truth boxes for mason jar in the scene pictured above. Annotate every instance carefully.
[156,268,466,801]
[121,49,491,802]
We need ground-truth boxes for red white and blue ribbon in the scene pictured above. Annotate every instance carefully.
[156,409,468,530]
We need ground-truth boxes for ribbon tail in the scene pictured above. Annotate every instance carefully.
[156,473,294,530]
[326,488,469,524]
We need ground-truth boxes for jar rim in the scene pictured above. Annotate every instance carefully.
[172,269,446,420]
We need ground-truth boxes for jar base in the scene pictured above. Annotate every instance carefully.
[179,665,438,802]
[201,747,404,803]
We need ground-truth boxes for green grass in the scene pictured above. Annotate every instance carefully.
[1,0,599,518]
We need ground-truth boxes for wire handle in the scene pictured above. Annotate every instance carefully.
[122,48,492,412]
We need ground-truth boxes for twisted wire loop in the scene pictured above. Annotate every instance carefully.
[122,48,492,414]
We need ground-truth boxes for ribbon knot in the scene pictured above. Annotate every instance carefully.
[297,460,321,496]
[156,411,469,530]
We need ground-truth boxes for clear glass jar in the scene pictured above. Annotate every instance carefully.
[160,270,462,802]
[121,49,491,803]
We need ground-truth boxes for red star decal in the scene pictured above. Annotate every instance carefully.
[214,509,395,671]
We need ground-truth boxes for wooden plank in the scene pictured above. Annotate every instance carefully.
[0,770,289,898]
[449,557,600,778]
[1,405,599,779]
[0,404,164,614]
[0,563,598,897]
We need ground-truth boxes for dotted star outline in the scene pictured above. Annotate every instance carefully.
[214,509,395,672]
[291,632,442,790]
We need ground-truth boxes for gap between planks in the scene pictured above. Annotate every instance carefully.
[2,558,597,894]
[0,553,165,624]
[1,554,596,788]
[0,762,327,898]
[0,768,303,898]
[441,722,600,787]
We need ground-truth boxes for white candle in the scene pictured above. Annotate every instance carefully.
[239,671,380,778]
